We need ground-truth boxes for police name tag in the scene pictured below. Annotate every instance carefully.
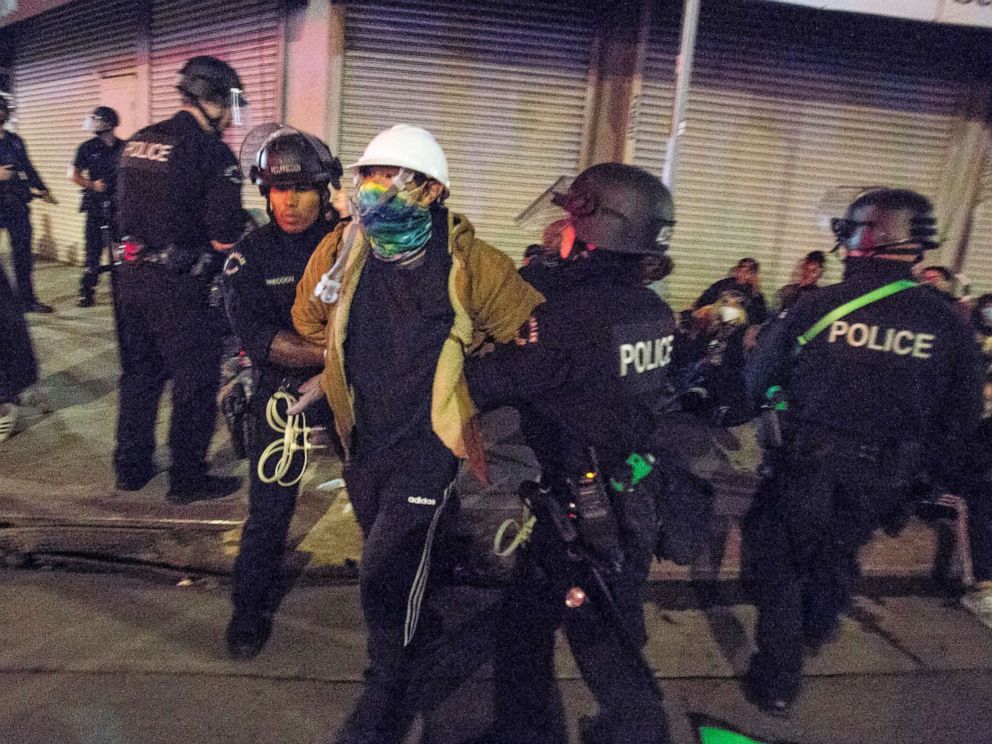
[611,320,674,394]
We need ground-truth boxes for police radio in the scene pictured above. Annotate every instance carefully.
[569,447,623,572]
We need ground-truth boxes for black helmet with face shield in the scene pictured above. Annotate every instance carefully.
[830,187,939,260]
[177,55,247,132]
[247,126,343,222]
[555,163,675,257]
[250,127,343,194]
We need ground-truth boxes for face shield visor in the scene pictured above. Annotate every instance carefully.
[82,114,113,133]
[228,88,250,129]
[0,92,14,124]
[815,186,881,251]
[515,175,574,232]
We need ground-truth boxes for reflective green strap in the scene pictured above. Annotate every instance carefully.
[795,279,917,348]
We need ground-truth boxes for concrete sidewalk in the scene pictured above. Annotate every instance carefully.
[0,260,968,585]
[4,569,992,744]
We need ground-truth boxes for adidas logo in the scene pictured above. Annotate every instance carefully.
[407,495,437,506]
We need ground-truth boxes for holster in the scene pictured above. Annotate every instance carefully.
[644,451,715,566]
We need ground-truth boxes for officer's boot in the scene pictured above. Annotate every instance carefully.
[225,607,273,660]
[78,270,97,307]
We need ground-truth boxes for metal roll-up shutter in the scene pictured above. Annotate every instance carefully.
[962,161,992,296]
[12,0,140,264]
[150,0,283,213]
[339,0,595,262]
[633,1,967,309]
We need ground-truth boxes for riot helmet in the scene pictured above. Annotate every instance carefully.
[830,187,939,260]
[554,163,675,257]
[177,56,247,132]
[250,127,343,195]
[84,106,119,133]
[243,125,343,225]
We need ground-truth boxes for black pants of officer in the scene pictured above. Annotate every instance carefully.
[231,387,333,622]
[113,262,223,489]
[742,429,917,704]
[0,202,37,306]
[334,428,459,744]
[0,265,38,403]
[966,486,992,584]
[937,417,992,584]
[492,485,670,744]
[79,206,112,298]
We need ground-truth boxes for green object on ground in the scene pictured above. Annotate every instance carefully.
[698,725,767,744]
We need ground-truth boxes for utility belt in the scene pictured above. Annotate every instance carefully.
[781,427,927,498]
[115,236,216,277]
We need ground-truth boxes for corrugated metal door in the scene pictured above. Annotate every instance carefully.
[962,161,992,297]
[149,0,283,214]
[12,0,141,263]
[632,1,968,310]
[338,0,596,262]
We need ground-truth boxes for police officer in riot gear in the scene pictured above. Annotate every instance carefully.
[223,126,343,658]
[70,106,124,307]
[113,55,247,503]
[742,187,985,714]
[464,163,677,744]
[0,95,58,313]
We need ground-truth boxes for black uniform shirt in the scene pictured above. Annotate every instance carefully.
[746,259,984,444]
[344,208,454,457]
[0,130,48,205]
[116,111,243,254]
[72,135,124,209]
[223,217,336,389]
[466,264,676,480]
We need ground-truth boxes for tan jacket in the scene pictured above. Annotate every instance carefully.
[292,211,544,476]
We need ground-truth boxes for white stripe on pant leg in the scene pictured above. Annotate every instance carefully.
[404,481,454,647]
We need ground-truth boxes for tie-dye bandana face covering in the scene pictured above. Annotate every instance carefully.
[357,180,433,262]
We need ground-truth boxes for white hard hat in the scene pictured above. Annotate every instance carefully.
[348,124,449,190]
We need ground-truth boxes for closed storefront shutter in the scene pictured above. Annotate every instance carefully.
[338,0,595,262]
[12,0,141,263]
[631,1,968,310]
[962,160,992,297]
[149,0,283,214]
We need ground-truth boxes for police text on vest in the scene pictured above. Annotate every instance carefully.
[124,141,174,163]
[827,321,934,359]
[620,335,674,376]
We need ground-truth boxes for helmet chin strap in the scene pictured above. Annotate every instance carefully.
[192,98,225,137]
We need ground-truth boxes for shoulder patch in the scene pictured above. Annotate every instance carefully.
[224,164,243,185]
[224,251,246,276]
